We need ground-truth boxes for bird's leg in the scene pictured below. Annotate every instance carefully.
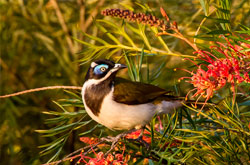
[138,126,145,139]
[134,127,150,149]
[101,129,137,157]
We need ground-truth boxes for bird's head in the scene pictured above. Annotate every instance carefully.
[85,59,127,82]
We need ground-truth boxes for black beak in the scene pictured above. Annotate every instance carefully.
[114,63,127,69]
[110,63,127,73]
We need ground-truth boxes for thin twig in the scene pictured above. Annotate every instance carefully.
[0,86,82,98]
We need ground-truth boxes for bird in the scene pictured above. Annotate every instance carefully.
[81,59,183,143]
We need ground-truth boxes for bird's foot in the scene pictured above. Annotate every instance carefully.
[100,129,136,156]
[125,127,150,149]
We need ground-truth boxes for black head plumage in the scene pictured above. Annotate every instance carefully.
[85,59,126,81]
[84,59,115,81]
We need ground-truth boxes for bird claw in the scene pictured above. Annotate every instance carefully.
[100,129,136,156]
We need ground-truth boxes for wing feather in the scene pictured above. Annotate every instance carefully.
[113,78,170,104]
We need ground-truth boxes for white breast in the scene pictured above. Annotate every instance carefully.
[97,88,157,130]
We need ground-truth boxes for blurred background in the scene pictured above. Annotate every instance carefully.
[0,0,249,164]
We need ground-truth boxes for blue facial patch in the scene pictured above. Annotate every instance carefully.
[94,64,109,75]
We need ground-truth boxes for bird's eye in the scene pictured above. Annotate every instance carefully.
[100,67,106,72]
[93,64,108,75]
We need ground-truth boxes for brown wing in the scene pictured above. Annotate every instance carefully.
[113,77,171,105]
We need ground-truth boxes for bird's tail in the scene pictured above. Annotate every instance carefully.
[154,95,211,114]
[156,100,183,114]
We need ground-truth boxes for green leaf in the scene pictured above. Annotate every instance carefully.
[39,137,66,153]
[235,30,250,35]
[36,121,91,135]
[148,159,155,165]
[46,147,63,163]
[52,100,68,112]
[204,16,230,23]
[78,124,101,136]
[241,111,250,116]
[206,30,231,35]
[82,31,108,45]
[239,100,250,106]
[199,0,210,16]
[95,22,121,45]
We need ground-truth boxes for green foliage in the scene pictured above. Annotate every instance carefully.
[124,50,166,83]
[75,18,190,64]
[194,0,249,44]
[175,101,250,164]
[35,91,100,163]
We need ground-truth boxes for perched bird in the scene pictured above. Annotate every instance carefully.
[81,59,183,133]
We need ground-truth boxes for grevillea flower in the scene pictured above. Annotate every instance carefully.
[85,149,129,165]
[125,129,151,144]
[180,37,250,108]
[101,8,182,34]
[70,147,129,165]
[80,137,99,145]
[101,8,169,31]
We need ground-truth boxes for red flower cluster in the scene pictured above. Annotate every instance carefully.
[180,38,250,106]
[86,152,129,165]
[70,147,129,165]
[101,8,169,31]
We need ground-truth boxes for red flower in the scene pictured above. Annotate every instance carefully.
[125,130,151,144]
[83,151,129,165]
[80,137,99,145]
[180,37,250,109]
[71,141,129,165]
